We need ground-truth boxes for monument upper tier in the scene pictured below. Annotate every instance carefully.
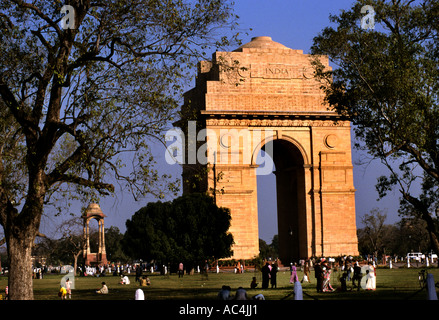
[183,36,334,119]
[233,35,289,51]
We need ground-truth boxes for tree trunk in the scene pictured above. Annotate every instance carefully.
[421,218,439,261]
[3,166,46,300]
[73,251,81,277]
[7,233,36,300]
[428,232,439,267]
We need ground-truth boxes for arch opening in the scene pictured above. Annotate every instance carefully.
[87,218,100,253]
[257,138,307,263]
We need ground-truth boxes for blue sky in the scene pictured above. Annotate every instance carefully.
[37,0,402,243]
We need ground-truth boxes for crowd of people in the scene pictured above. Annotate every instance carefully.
[216,260,305,300]
[56,264,153,300]
[312,257,377,293]
[253,257,377,297]
[35,256,380,300]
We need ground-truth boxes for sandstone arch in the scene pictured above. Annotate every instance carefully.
[178,37,359,260]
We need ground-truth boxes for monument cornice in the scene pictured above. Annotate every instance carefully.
[201,110,349,127]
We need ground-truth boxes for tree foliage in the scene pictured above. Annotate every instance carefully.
[104,226,129,263]
[359,208,388,255]
[311,0,439,252]
[123,193,234,266]
[0,0,239,299]
[357,208,434,257]
[259,236,279,260]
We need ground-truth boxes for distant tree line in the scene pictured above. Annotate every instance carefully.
[357,208,437,258]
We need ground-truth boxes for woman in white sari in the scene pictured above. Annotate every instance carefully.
[365,263,376,290]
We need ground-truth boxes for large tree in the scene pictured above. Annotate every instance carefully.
[123,193,234,268]
[311,0,439,254]
[0,0,238,299]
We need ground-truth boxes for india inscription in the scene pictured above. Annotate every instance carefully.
[252,64,298,79]
[239,63,312,79]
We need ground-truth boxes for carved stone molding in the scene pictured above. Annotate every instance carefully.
[206,118,349,127]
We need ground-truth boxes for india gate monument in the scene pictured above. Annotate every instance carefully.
[175,36,359,261]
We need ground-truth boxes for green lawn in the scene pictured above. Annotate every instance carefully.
[0,267,438,300]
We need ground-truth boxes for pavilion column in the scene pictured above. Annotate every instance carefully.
[100,219,106,255]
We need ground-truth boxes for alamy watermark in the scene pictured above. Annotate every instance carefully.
[361,5,375,30]
[60,5,75,30]
[165,121,275,176]
[60,265,75,288]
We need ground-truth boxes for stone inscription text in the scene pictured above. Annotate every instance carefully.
[250,63,305,79]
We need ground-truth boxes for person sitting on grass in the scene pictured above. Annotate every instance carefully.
[140,276,151,287]
[250,277,258,289]
[96,282,108,294]
[120,274,130,285]
[234,287,248,300]
[218,285,232,300]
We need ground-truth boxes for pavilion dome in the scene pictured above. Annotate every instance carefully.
[82,203,106,218]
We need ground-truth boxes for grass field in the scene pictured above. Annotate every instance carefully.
[1,267,438,301]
